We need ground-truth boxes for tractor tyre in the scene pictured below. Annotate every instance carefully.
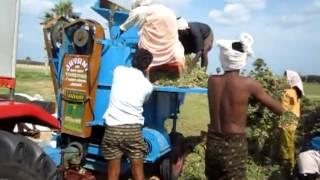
[0,130,60,180]
[159,132,186,180]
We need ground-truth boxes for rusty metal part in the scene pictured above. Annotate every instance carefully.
[73,28,90,47]
[51,19,69,50]
[17,123,40,138]
[100,0,129,11]
[42,16,70,98]
[62,142,84,169]
[64,169,96,180]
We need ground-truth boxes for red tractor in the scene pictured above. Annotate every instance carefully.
[0,1,60,179]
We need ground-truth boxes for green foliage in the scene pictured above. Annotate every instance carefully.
[247,158,283,180]
[25,56,31,61]
[14,65,55,101]
[246,58,289,145]
[153,56,208,87]
[52,0,73,18]
[43,0,73,22]
[304,83,320,99]
[179,143,207,180]
[15,67,51,81]
[179,142,284,180]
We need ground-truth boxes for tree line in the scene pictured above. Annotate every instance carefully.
[301,75,320,83]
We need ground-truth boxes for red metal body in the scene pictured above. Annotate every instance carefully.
[0,76,16,89]
[0,100,60,129]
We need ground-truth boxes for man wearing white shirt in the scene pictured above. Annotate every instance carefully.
[101,48,153,180]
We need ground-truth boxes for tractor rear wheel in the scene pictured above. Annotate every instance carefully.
[0,130,60,180]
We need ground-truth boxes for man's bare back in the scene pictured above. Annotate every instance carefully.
[208,70,284,134]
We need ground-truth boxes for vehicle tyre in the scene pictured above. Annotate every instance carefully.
[0,130,60,180]
[159,132,186,180]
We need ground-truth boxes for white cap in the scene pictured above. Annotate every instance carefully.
[285,70,304,96]
[177,17,189,30]
[240,32,254,55]
[132,0,152,9]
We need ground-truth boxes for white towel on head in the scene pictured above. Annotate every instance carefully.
[177,17,189,30]
[285,70,304,95]
[240,32,254,55]
[132,0,152,9]
[217,32,254,71]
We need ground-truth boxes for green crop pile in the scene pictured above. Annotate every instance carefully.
[179,141,284,180]
[153,56,209,88]
[179,143,206,180]
[246,59,291,156]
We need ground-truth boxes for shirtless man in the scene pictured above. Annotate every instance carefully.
[205,33,284,180]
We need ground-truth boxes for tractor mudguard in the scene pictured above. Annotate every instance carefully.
[0,101,60,129]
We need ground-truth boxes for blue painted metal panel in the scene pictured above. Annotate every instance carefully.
[87,144,102,155]
[143,128,171,163]
[90,87,110,126]
[97,42,134,85]
[154,86,208,94]
[46,0,209,172]
[44,146,61,166]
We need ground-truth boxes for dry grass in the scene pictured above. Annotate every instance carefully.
[15,64,55,101]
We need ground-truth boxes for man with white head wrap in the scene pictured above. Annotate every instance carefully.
[217,32,254,71]
[273,70,304,175]
[206,33,284,180]
[119,0,185,79]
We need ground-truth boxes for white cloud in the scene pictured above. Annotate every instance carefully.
[109,0,132,10]
[208,0,266,25]
[152,0,192,13]
[74,0,96,12]
[209,3,251,25]
[226,0,266,10]
[305,0,320,15]
[153,0,191,7]
[278,15,308,28]
[21,0,54,15]
[275,0,320,28]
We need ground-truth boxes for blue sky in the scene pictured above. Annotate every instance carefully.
[17,0,320,75]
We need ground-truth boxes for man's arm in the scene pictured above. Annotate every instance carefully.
[189,24,204,63]
[120,10,140,32]
[201,48,209,68]
[251,79,284,115]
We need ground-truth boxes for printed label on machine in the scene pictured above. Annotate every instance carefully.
[63,55,89,88]
[62,89,86,133]
[61,55,90,135]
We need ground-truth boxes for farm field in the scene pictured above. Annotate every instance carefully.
[304,82,320,101]
[4,64,320,179]
[11,64,320,136]
[14,64,55,101]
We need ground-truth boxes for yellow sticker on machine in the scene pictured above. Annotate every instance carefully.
[64,89,86,103]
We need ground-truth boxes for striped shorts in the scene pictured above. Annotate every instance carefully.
[101,124,147,160]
